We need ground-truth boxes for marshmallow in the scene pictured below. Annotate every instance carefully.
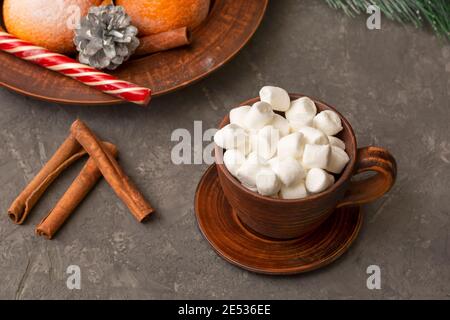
[228,129,251,156]
[287,97,317,118]
[256,168,281,196]
[286,97,317,129]
[236,156,262,189]
[254,126,280,160]
[270,156,305,187]
[270,113,290,137]
[244,101,274,130]
[277,132,305,159]
[223,149,246,177]
[239,139,252,156]
[243,184,258,192]
[327,146,350,174]
[214,124,249,150]
[268,157,278,169]
[259,86,291,112]
[214,128,225,148]
[230,105,251,128]
[237,151,271,189]
[280,180,308,199]
[305,168,335,194]
[297,126,329,145]
[289,117,314,131]
[313,110,343,136]
[249,130,258,152]
[246,150,268,166]
[328,136,346,150]
[302,144,331,169]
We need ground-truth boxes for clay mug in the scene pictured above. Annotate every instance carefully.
[214,94,397,240]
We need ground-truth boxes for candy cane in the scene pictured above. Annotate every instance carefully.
[0,30,151,106]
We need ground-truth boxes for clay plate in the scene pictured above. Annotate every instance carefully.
[195,165,363,275]
[0,0,268,105]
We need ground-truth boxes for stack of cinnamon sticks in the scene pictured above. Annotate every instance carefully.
[8,120,154,239]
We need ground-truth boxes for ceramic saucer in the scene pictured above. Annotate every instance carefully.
[194,165,363,275]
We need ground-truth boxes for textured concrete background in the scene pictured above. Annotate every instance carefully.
[0,0,449,299]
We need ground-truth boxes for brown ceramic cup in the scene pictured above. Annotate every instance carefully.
[214,94,397,240]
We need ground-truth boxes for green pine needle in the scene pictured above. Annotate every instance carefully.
[324,0,450,40]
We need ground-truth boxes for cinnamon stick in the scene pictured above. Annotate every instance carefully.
[36,142,118,239]
[70,120,154,222]
[8,136,86,224]
[135,27,192,56]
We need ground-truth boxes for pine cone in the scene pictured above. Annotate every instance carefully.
[74,5,140,70]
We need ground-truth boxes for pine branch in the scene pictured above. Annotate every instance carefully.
[324,0,450,40]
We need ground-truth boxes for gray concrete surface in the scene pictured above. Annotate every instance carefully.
[0,0,449,299]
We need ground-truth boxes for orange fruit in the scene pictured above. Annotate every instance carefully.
[3,0,103,54]
[116,0,210,36]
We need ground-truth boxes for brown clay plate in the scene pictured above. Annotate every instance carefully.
[0,0,268,105]
[195,165,363,275]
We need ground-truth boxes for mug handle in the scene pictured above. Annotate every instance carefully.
[336,146,397,208]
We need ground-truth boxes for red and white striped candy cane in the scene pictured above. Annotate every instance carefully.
[0,30,151,106]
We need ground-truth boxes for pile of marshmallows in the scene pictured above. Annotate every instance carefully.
[214,86,350,199]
